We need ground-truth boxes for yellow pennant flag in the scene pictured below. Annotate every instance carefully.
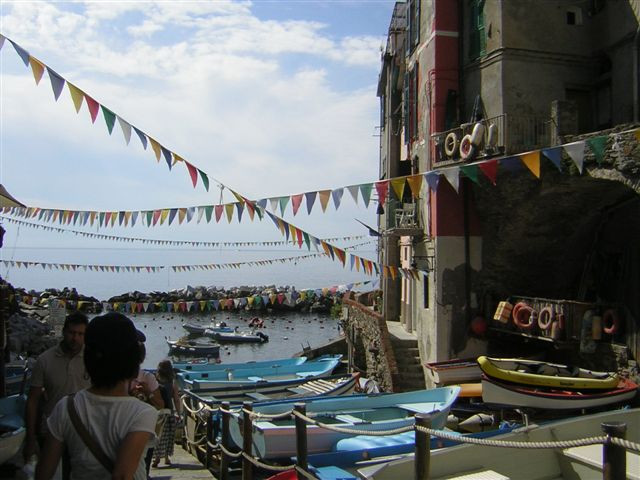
[318,190,331,212]
[173,153,184,167]
[178,208,187,224]
[289,224,297,241]
[406,174,423,198]
[160,209,169,225]
[149,138,162,162]
[29,57,45,85]
[247,296,254,306]
[389,266,397,280]
[276,218,286,236]
[321,241,332,257]
[199,301,207,312]
[67,83,85,113]
[390,178,406,201]
[110,212,118,227]
[124,211,132,226]
[225,203,235,223]
[269,293,277,304]
[521,151,541,178]
[300,291,307,301]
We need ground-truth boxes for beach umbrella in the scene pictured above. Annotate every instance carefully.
[0,184,25,208]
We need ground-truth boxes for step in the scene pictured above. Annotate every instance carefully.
[394,347,419,357]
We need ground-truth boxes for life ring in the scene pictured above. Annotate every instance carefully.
[513,302,535,329]
[486,123,498,147]
[537,306,554,330]
[470,122,485,146]
[444,132,459,157]
[602,309,620,335]
[459,134,473,159]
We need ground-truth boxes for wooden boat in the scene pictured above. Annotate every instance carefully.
[167,338,220,357]
[184,372,359,406]
[477,355,620,390]
[357,407,640,480]
[0,394,26,465]
[179,355,342,390]
[425,358,481,386]
[210,330,269,343]
[183,322,233,335]
[228,387,460,459]
[175,355,310,372]
[481,375,638,410]
[304,421,520,469]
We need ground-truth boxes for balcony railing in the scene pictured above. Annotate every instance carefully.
[384,200,422,237]
[431,114,551,164]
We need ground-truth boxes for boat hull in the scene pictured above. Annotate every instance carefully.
[425,358,481,386]
[175,356,309,372]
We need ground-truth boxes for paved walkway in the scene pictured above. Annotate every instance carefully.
[386,320,417,341]
[150,446,214,480]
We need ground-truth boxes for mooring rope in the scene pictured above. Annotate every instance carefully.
[240,452,295,472]
[219,443,243,459]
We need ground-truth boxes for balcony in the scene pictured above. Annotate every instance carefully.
[385,201,422,237]
[431,114,551,165]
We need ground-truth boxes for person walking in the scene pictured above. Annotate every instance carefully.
[34,312,158,480]
[151,360,182,468]
[24,312,91,478]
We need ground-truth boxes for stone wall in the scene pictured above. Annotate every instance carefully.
[342,292,396,392]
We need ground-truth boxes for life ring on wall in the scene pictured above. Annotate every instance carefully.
[459,134,473,159]
[444,132,459,157]
[602,309,620,335]
[512,302,535,329]
[537,306,554,330]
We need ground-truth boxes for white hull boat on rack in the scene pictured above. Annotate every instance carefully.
[358,407,640,480]
[228,387,460,459]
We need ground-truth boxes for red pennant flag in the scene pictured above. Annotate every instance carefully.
[214,205,224,223]
[334,247,346,265]
[479,159,498,185]
[84,94,100,123]
[375,180,389,205]
[296,228,303,248]
[152,210,161,226]
[291,194,303,216]
[185,162,198,188]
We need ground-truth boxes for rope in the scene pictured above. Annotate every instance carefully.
[219,444,243,459]
[250,410,297,421]
[182,396,209,415]
[610,436,640,453]
[291,409,414,436]
[240,452,295,472]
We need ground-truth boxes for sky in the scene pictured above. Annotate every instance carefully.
[0,1,396,299]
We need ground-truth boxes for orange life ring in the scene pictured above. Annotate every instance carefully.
[602,309,620,335]
[513,302,535,329]
[537,306,554,330]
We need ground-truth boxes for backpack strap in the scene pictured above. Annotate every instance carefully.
[66,393,114,473]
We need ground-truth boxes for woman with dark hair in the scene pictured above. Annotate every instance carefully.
[35,312,158,480]
[152,359,182,467]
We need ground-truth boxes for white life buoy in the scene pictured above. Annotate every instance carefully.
[487,123,498,147]
[470,122,485,146]
[459,134,473,159]
[444,132,459,157]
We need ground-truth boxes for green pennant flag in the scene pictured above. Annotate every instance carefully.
[587,136,607,165]
[278,196,290,216]
[359,183,373,208]
[99,211,105,227]
[204,205,213,223]
[198,169,209,191]
[145,210,153,225]
[101,106,116,135]
[303,232,311,251]
[460,164,480,184]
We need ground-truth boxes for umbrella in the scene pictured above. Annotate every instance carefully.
[0,184,25,208]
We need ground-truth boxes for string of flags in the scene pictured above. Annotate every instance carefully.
[16,278,379,311]
[0,215,366,247]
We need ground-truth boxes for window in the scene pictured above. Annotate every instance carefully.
[404,66,419,144]
[406,0,421,55]
[380,94,386,131]
[566,7,583,25]
[423,274,429,309]
[469,0,486,60]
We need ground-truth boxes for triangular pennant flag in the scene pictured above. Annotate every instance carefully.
[305,191,317,214]
[225,203,235,223]
[390,178,406,201]
[269,197,279,212]
[478,159,498,185]
[406,175,423,198]
[117,116,132,145]
[160,146,173,170]
[28,57,45,84]
[541,147,563,171]
[46,67,65,101]
[168,208,178,225]
[85,94,100,123]
[101,106,116,135]
[278,196,290,216]
[587,136,607,165]
[424,172,440,191]
[160,209,169,225]
[520,151,541,178]
[149,138,162,162]
[185,162,198,188]
[198,169,209,191]
[256,198,267,209]
[214,204,224,223]
[359,183,373,207]
[375,180,389,205]
[318,190,331,212]
[133,127,148,150]
[67,83,84,113]
[460,164,480,184]
[331,188,344,210]
[291,194,303,216]
[177,208,186,225]
[563,141,585,174]
[303,232,311,250]
[442,167,460,193]
[0,35,5,50]
[499,156,524,172]
[10,40,30,66]
[236,202,244,222]
[347,185,359,204]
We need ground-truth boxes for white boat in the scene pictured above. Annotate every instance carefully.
[228,387,460,459]
[424,358,481,385]
[358,408,640,480]
[183,322,233,335]
[211,330,269,343]
[482,375,638,410]
[0,394,26,465]
[174,355,309,372]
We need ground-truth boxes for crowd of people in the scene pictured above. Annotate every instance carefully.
[23,311,182,480]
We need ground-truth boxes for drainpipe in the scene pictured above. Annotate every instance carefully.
[635,27,640,122]
[462,178,472,326]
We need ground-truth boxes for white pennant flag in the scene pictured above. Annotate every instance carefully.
[442,167,460,193]
[563,141,585,174]
[269,197,279,212]
[347,185,359,204]
[117,117,132,145]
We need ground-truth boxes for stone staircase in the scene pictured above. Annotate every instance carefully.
[390,335,426,392]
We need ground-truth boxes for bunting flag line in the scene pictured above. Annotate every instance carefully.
[1,259,164,273]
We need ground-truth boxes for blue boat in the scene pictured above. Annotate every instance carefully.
[0,394,26,465]
[173,355,310,372]
[228,387,460,459]
[183,322,233,335]
[179,355,342,390]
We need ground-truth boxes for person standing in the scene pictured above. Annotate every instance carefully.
[152,360,182,468]
[35,312,158,480]
[24,312,91,478]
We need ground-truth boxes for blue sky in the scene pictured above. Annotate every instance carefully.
[0,0,395,298]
